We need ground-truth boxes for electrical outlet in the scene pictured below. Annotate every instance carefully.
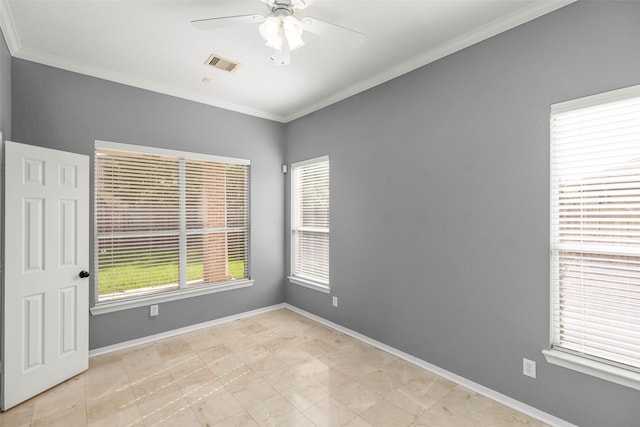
[332,296,338,307]
[523,358,536,379]
[150,304,159,317]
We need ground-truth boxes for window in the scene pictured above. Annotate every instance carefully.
[545,85,640,390]
[94,141,251,311]
[289,156,330,292]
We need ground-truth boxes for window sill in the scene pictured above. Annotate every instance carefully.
[542,348,640,391]
[288,276,330,294]
[90,279,254,315]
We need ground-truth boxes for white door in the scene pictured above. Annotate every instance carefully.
[2,141,89,410]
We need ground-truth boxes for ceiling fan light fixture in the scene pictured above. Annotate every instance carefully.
[283,15,305,50]
[259,16,282,46]
[259,14,305,53]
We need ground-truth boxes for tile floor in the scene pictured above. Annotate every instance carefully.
[0,308,548,426]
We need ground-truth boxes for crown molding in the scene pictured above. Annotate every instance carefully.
[0,0,287,121]
[12,46,287,122]
[0,0,576,124]
[283,0,578,122]
[0,0,21,55]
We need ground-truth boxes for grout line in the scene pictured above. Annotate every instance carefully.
[89,302,575,427]
[88,303,286,357]
[283,304,576,427]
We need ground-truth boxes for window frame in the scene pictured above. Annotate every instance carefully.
[288,155,330,293]
[544,84,640,391]
[91,140,253,315]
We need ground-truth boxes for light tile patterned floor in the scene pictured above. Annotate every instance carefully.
[0,308,547,426]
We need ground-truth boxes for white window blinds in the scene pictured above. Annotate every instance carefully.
[95,143,250,302]
[291,156,330,286]
[550,87,640,371]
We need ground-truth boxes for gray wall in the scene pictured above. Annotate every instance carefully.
[284,2,640,427]
[11,59,286,349]
[0,29,10,139]
[6,1,640,425]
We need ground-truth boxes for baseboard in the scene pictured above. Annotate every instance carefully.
[88,301,574,427]
[88,303,286,357]
[283,304,576,427]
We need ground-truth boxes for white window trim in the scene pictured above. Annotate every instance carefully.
[92,140,251,314]
[90,279,254,315]
[543,349,640,392]
[289,155,330,293]
[546,84,640,391]
[287,276,330,294]
[96,140,251,166]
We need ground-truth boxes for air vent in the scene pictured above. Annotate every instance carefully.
[205,54,240,73]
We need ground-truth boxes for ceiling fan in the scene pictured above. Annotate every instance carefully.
[192,0,365,66]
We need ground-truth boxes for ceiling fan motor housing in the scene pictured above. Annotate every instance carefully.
[263,0,313,10]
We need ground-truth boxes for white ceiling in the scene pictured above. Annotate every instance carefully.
[0,0,574,122]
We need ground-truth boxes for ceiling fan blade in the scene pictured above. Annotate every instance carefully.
[302,17,366,47]
[191,14,264,31]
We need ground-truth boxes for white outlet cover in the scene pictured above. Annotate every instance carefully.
[523,358,536,378]
[332,296,338,307]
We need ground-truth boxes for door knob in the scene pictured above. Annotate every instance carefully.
[79,271,90,279]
